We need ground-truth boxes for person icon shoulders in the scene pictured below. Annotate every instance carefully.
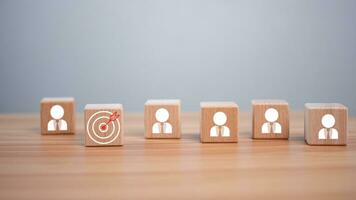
[152,108,172,134]
[318,114,338,140]
[261,108,282,134]
[47,105,68,131]
[210,111,230,137]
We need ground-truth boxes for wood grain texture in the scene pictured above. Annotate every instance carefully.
[40,97,75,135]
[144,100,181,139]
[200,102,238,143]
[305,103,348,145]
[252,100,289,139]
[0,112,356,200]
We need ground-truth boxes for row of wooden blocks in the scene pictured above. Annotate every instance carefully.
[40,98,348,146]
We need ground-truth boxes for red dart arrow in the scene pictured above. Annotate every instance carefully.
[100,112,120,131]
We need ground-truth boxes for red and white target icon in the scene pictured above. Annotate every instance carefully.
[86,111,121,145]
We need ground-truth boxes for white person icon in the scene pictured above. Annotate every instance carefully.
[318,114,338,140]
[152,108,173,134]
[47,105,67,131]
[210,111,230,137]
[261,108,282,134]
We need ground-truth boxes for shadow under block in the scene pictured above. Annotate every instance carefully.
[252,100,289,139]
[84,104,124,147]
[305,103,348,146]
[144,100,181,139]
[40,97,75,135]
[200,102,238,143]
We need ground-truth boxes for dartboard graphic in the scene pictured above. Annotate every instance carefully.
[86,111,121,145]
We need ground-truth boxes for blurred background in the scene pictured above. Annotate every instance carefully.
[0,0,355,114]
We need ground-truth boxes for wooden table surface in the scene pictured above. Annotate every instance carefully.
[0,112,356,200]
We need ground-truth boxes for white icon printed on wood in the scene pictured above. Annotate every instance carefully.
[318,114,339,140]
[210,112,230,137]
[261,108,281,134]
[47,105,67,131]
[152,108,172,134]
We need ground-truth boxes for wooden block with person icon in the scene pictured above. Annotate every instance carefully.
[84,104,124,146]
[252,100,289,139]
[144,99,181,139]
[200,102,239,143]
[40,97,75,135]
[305,103,348,146]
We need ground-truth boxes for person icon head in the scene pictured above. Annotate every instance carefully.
[264,108,279,123]
[213,112,227,126]
[319,114,338,140]
[50,105,65,120]
[261,108,282,134]
[321,114,335,129]
[210,111,230,137]
[152,108,172,134]
[48,105,67,131]
[155,108,170,123]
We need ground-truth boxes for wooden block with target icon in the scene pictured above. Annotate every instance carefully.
[84,104,124,147]
[144,99,181,139]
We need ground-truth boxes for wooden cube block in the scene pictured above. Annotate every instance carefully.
[144,100,181,139]
[40,97,75,135]
[84,104,124,146]
[200,102,238,143]
[305,103,348,146]
[252,100,289,139]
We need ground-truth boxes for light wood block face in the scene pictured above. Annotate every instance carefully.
[252,100,289,139]
[200,102,238,143]
[305,103,348,146]
[40,97,75,135]
[84,104,124,147]
[144,100,181,139]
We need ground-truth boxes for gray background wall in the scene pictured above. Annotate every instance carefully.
[0,0,355,114]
